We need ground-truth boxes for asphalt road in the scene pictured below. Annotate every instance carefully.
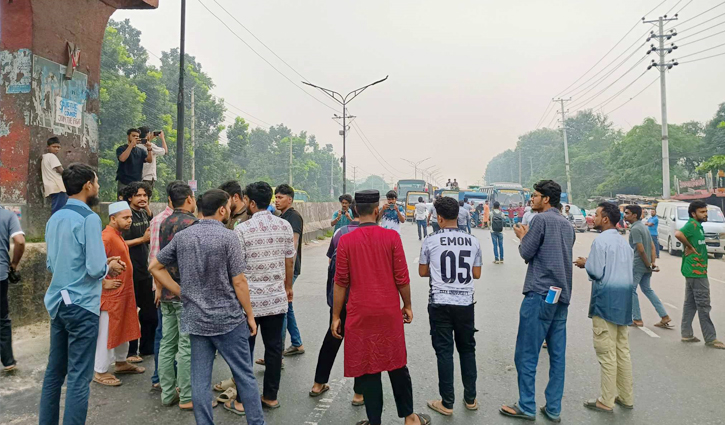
[2,223,725,425]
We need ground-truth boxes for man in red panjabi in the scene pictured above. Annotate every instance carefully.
[332,190,431,425]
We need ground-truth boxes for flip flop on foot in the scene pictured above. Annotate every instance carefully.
[283,345,305,356]
[179,401,193,411]
[151,383,161,392]
[500,403,536,421]
[427,399,453,416]
[539,406,561,423]
[214,378,235,392]
[632,320,644,327]
[654,320,674,329]
[3,363,17,372]
[465,399,479,411]
[351,394,365,406]
[615,397,634,409]
[93,373,122,387]
[706,339,725,350]
[223,400,245,416]
[583,399,613,413]
[115,364,145,374]
[309,384,330,397]
[261,398,281,409]
[415,413,432,425]
[216,387,237,403]
[126,355,143,363]
[682,336,701,343]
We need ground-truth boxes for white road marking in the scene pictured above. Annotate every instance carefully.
[710,277,725,284]
[638,326,661,338]
[414,256,419,263]
[303,378,348,425]
[663,302,679,310]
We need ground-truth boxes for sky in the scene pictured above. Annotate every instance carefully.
[114,0,725,189]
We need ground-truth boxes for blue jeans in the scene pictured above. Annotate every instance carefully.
[491,231,504,261]
[50,192,68,215]
[190,322,265,425]
[39,304,99,425]
[152,307,162,384]
[466,218,471,233]
[632,272,667,321]
[514,293,568,418]
[651,234,660,258]
[282,275,302,347]
[417,220,428,239]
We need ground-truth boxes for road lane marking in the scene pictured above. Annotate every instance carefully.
[664,302,679,310]
[638,326,660,338]
[710,277,725,284]
[304,378,348,425]
[414,256,419,263]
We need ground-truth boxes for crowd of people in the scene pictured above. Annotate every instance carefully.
[0,135,723,425]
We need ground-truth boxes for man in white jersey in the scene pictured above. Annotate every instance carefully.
[419,196,483,417]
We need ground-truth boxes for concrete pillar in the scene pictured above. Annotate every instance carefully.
[0,0,158,238]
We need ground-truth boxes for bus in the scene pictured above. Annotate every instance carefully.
[480,182,527,222]
[395,179,427,200]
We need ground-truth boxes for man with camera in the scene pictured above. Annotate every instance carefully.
[0,206,25,372]
[116,128,152,196]
[139,126,168,191]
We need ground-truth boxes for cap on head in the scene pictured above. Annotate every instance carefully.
[355,190,379,204]
[109,201,131,217]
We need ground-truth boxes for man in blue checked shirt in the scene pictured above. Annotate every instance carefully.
[41,164,125,425]
[575,202,635,414]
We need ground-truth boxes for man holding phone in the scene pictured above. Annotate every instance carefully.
[116,128,152,195]
[380,190,405,233]
[139,126,167,191]
[331,194,354,232]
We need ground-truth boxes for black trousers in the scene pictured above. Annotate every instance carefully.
[249,313,285,400]
[356,366,414,425]
[314,305,348,384]
[128,277,158,356]
[0,279,15,367]
[429,303,477,408]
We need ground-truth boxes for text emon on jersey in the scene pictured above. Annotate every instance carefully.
[440,236,473,246]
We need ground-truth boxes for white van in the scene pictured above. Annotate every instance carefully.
[656,201,725,258]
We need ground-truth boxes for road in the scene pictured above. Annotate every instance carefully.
[2,223,725,425]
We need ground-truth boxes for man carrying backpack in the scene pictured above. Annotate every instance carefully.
[491,202,505,264]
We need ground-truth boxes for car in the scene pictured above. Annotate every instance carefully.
[563,204,587,233]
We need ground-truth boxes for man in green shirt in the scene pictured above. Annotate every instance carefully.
[675,200,724,349]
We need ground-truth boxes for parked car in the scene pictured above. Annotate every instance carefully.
[656,201,725,258]
[563,204,587,232]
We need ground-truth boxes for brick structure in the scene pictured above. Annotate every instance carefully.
[0,0,158,238]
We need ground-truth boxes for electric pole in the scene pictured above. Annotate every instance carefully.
[352,166,357,194]
[176,0,186,180]
[190,88,195,181]
[644,15,678,199]
[289,137,293,186]
[330,155,334,199]
[302,76,388,194]
[518,149,522,184]
[529,157,533,180]
[554,98,572,204]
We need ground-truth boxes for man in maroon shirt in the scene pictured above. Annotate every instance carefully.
[332,190,431,425]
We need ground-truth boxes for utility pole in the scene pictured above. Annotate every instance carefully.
[518,149,522,184]
[289,137,293,186]
[352,166,357,194]
[400,157,431,179]
[303,76,388,194]
[381,174,385,193]
[529,157,533,180]
[190,88,195,181]
[554,98,572,204]
[330,155,334,198]
[176,0,186,180]
[644,14,678,199]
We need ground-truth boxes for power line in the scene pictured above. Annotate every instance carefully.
[679,50,725,63]
[567,44,646,102]
[673,0,694,16]
[678,41,725,58]
[350,120,405,174]
[664,0,684,16]
[535,101,556,128]
[677,11,725,33]
[675,0,725,27]
[349,124,400,179]
[604,75,660,114]
[678,28,725,46]
[568,55,648,112]
[195,0,339,113]
[590,70,649,111]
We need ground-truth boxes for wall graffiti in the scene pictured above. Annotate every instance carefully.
[0,49,32,94]
[31,55,88,136]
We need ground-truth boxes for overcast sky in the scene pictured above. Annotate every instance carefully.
[114,0,725,188]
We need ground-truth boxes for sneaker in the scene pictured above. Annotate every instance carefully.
[283,345,305,356]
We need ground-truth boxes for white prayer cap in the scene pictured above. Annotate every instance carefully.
[109,201,131,216]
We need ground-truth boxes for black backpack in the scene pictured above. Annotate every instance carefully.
[491,210,504,232]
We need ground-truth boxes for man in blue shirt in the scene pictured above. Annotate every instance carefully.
[41,163,125,425]
[645,209,660,258]
[575,202,634,413]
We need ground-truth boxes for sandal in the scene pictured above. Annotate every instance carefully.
[499,403,536,421]
[465,399,479,411]
[115,364,145,374]
[126,355,143,363]
[583,399,613,413]
[309,384,330,397]
[255,358,265,366]
[654,321,674,330]
[3,363,17,372]
[217,387,237,403]
[427,399,452,416]
[261,398,281,409]
[706,339,725,350]
[223,400,245,416]
[355,421,370,425]
[540,406,561,423]
[214,378,235,392]
[352,399,365,406]
[416,413,432,425]
[682,336,701,343]
[615,397,634,409]
[93,374,122,387]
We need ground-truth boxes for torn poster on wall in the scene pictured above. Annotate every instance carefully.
[0,49,32,94]
[32,55,87,135]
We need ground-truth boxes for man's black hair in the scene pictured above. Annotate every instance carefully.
[625,204,642,220]
[47,137,60,146]
[435,197,459,221]
[350,200,359,218]
[494,201,500,208]
[169,182,194,208]
[418,197,424,203]
[356,202,377,216]
[689,200,708,218]
[198,189,230,217]
[166,180,182,197]
[245,181,272,209]
[339,194,353,204]
[534,180,562,209]
[121,181,152,203]
[127,128,140,136]
[386,190,398,200]
[459,200,464,207]
[599,202,621,226]
[62,163,96,196]
[219,180,243,199]
[138,126,150,139]
[275,184,295,199]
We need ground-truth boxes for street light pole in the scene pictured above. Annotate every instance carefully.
[400,157,431,179]
[176,0,186,180]
[303,76,388,194]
